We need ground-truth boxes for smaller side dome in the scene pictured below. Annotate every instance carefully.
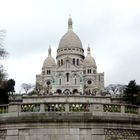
[83,46,97,68]
[43,46,56,68]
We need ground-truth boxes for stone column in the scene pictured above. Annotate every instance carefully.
[8,104,19,117]
[40,103,45,113]
[121,105,125,114]
[138,107,140,115]
[65,104,69,112]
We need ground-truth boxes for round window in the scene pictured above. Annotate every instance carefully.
[46,81,51,85]
[87,80,92,85]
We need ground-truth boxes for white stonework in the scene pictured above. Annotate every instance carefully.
[36,17,104,95]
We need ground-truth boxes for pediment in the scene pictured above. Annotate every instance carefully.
[56,61,79,71]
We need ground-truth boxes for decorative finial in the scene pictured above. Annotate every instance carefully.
[48,45,51,56]
[68,15,73,30]
[87,44,91,55]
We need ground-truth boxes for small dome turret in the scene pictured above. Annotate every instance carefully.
[43,46,56,68]
[83,45,97,68]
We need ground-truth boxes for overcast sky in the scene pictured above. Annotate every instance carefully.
[0,0,140,92]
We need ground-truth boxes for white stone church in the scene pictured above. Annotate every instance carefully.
[36,17,104,95]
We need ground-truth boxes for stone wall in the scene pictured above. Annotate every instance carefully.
[22,95,111,103]
[0,123,140,140]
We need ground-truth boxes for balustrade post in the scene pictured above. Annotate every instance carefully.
[121,105,125,114]
[8,104,19,116]
[18,104,21,113]
[138,107,140,115]
[65,104,69,112]
[92,104,103,114]
[40,103,45,113]
[90,104,94,113]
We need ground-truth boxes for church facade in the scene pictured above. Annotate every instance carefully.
[36,17,104,95]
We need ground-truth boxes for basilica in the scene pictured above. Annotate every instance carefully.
[36,17,104,95]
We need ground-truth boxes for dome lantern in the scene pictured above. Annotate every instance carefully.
[87,44,91,55]
[48,45,51,56]
[68,15,73,30]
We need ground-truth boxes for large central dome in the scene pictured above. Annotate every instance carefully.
[58,17,83,49]
[58,30,83,49]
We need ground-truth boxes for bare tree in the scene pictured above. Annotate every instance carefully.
[0,65,7,85]
[106,84,119,94]
[0,29,8,86]
[110,85,118,94]
[0,29,7,59]
[21,83,33,94]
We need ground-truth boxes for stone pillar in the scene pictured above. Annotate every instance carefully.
[65,104,69,112]
[92,104,103,113]
[138,107,140,115]
[8,104,19,117]
[121,105,125,114]
[40,103,45,113]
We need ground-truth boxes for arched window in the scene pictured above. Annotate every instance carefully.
[77,59,79,65]
[74,74,77,84]
[99,75,101,81]
[58,60,60,66]
[73,58,75,65]
[89,89,91,93]
[75,78,76,85]
[46,90,49,94]
[66,73,69,82]
[59,79,61,85]
[47,70,51,75]
[88,69,91,74]
[61,59,63,65]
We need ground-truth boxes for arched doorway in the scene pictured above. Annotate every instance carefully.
[57,89,62,94]
[63,89,71,95]
[73,89,78,94]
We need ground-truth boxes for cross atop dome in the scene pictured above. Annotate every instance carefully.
[68,15,73,30]
[48,45,51,56]
[87,44,91,55]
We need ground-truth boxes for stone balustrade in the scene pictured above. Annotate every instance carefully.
[0,105,8,113]
[0,103,139,115]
